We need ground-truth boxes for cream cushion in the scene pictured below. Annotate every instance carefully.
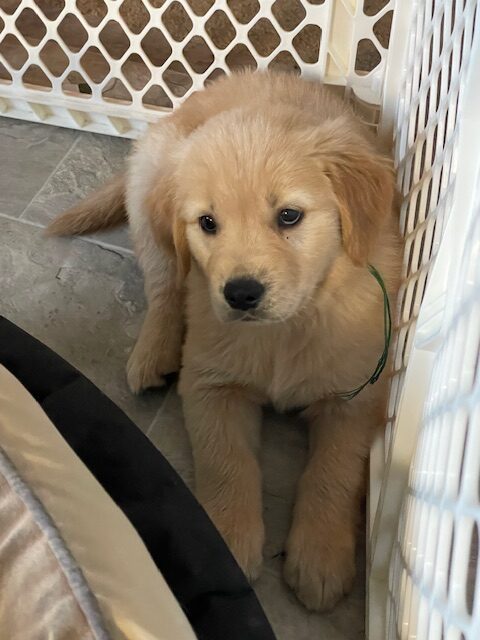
[0,364,197,640]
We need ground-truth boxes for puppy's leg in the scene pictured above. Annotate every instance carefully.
[181,381,264,580]
[127,231,184,394]
[284,397,379,611]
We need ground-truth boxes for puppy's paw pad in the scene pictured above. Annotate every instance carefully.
[284,534,355,611]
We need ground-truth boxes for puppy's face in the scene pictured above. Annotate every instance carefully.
[169,110,392,324]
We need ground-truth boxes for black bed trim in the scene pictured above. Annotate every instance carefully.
[0,316,276,640]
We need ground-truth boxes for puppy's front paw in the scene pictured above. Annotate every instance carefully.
[284,521,356,611]
[203,499,265,582]
[126,350,167,394]
[126,338,180,394]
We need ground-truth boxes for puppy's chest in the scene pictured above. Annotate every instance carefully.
[222,329,345,410]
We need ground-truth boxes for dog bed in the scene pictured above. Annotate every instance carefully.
[0,315,276,640]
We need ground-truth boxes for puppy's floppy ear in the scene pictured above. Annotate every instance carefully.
[146,173,190,286]
[171,216,190,285]
[316,120,395,265]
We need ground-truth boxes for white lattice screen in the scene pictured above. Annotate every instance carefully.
[369,0,480,638]
[0,0,394,137]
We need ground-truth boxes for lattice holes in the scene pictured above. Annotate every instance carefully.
[0,0,394,137]
[369,0,480,638]
[388,167,480,640]
[385,0,477,461]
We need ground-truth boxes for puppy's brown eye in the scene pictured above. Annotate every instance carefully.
[199,215,217,234]
[278,208,303,227]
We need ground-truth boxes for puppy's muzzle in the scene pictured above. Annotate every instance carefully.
[223,278,265,311]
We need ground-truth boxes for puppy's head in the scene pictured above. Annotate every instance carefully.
[153,108,394,323]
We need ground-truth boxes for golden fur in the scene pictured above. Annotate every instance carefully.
[48,71,401,611]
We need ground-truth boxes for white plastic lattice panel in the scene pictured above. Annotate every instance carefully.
[369,0,480,638]
[0,0,394,137]
[385,0,477,456]
[388,145,480,638]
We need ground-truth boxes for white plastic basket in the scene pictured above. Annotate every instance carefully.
[1,1,479,639]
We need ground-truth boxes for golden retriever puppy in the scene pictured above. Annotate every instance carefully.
[48,71,401,611]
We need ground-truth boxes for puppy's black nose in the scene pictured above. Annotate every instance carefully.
[224,278,265,311]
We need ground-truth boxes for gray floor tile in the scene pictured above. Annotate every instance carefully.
[0,216,160,433]
[0,119,77,218]
[22,131,132,251]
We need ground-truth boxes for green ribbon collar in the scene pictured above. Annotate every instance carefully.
[337,264,392,401]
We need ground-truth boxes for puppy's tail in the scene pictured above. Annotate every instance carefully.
[46,173,127,237]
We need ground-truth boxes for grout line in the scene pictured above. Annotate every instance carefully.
[80,234,134,256]
[0,212,134,256]
[145,414,159,438]
[146,386,177,436]
[18,133,82,221]
[146,404,166,437]
[0,212,45,230]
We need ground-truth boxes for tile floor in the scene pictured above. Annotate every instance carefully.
[0,117,365,640]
